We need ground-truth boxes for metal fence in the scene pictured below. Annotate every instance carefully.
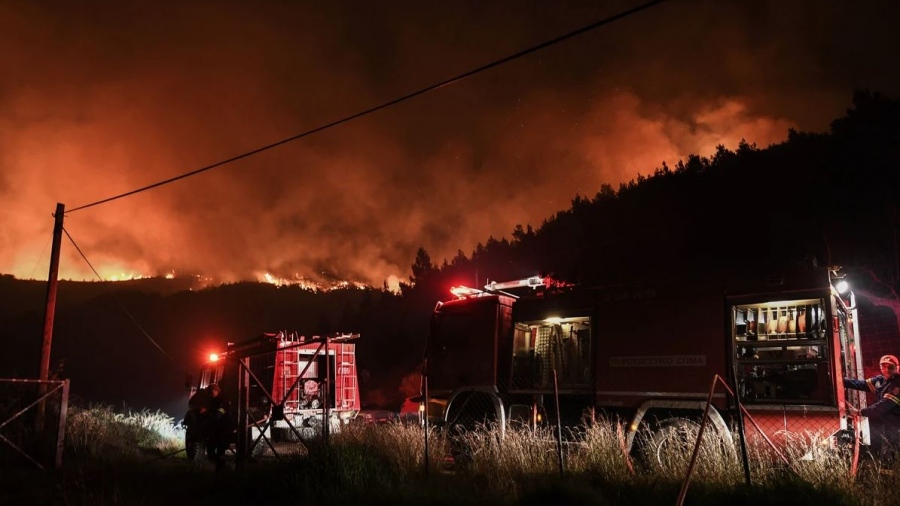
[0,379,69,470]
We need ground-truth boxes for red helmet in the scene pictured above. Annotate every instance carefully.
[879,355,899,367]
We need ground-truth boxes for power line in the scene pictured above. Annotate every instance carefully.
[62,226,178,364]
[68,0,668,213]
[29,232,53,279]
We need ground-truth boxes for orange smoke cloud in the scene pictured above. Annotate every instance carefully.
[1,1,892,288]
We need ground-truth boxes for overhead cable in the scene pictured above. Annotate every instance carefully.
[62,227,178,364]
[67,0,668,213]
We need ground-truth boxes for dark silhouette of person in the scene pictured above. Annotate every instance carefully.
[183,387,210,460]
[205,384,231,471]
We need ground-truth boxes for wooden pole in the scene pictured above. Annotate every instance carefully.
[37,203,64,433]
[40,203,65,383]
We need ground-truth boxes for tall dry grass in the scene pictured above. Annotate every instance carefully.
[453,422,563,493]
[24,406,894,505]
[66,404,184,459]
[566,416,634,482]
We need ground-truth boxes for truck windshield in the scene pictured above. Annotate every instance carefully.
[428,300,500,392]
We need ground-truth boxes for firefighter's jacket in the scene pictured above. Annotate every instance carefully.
[844,374,900,427]
[209,394,228,423]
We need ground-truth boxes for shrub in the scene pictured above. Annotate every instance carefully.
[66,404,183,459]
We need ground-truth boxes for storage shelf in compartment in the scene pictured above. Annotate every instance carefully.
[735,358,826,365]
[736,332,824,339]
[741,398,830,405]
[736,339,826,347]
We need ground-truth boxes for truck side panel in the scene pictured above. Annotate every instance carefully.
[595,290,727,409]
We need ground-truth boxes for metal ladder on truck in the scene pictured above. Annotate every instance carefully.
[337,343,358,409]
[278,344,303,413]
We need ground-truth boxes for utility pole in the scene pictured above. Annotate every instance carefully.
[37,203,64,432]
[40,203,65,383]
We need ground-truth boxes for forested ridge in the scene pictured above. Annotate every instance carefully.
[406,90,899,298]
[1,91,897,414]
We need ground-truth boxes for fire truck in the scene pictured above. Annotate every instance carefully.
[425,267,868,453]
[185,331,361,460]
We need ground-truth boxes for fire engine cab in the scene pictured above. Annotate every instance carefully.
[426,267,867,452]
[187,331,361,460]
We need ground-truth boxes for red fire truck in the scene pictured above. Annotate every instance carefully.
[425,267,868,453]
[186,331,361,460]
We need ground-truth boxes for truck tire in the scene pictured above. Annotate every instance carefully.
[445,390,501,432]
[183,411,204,462]
[635,417,733,469]
[185,431,208,462]
[653,418,702,468]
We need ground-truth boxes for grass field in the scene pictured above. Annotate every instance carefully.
[1,405,896,506]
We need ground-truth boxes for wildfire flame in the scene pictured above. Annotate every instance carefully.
[256,272,367,291]
[107,272,147,282]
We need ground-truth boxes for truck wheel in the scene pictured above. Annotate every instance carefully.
[653,419,701,468]
[445,391,500,431]
[640,418,732,469]
[183,410,204,461]
[185,431,202,461]
[444,391,502,469]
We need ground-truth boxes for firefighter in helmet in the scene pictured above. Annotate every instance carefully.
[844,354,900,458]
[205,383,232,471]
[183,386,210,460]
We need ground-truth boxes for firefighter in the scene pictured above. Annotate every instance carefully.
[205,383,231,471]
[183,387,210,460]
[844,354,900,459]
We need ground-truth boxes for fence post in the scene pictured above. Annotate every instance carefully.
[55,380,69,470]
[676,374,719,506]
[729,368,752,485]
[237,358,249,471]
[324,334,330,447]
[423,371,430,478]
[553,369,564,478]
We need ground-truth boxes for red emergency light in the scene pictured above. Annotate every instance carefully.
[450,285,482,298]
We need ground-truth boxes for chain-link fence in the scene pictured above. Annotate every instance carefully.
[0,379,69,470]
[742,405,844,449]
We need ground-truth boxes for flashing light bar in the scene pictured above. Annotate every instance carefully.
[451,276,557,299]
[450,285,483,298]
[208,353,220,362]
[485,276,548,292]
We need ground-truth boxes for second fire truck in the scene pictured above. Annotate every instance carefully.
[186,331,361,460]
[425,267,867,453]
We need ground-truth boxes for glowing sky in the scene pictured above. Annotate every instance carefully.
[2,0,898,289]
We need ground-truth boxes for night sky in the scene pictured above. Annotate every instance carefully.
[2,0,899,289]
